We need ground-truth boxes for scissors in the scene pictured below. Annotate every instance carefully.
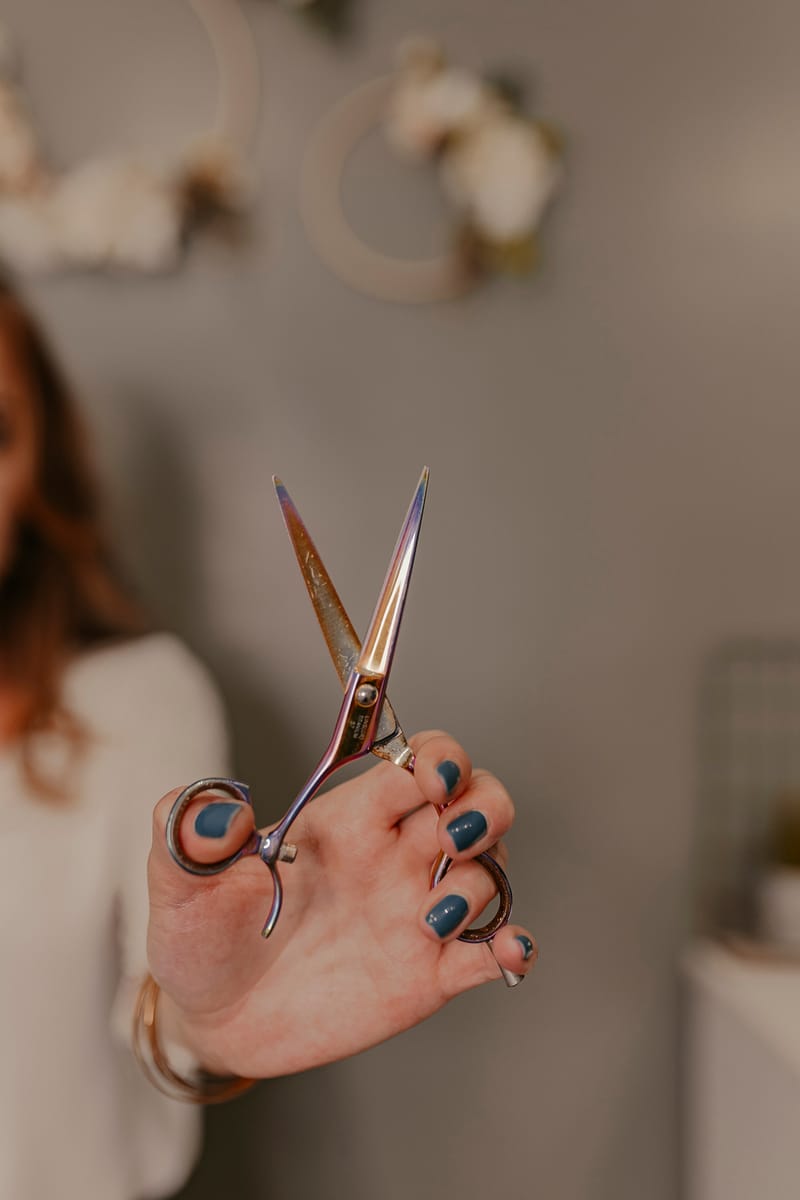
[166,468,518,982]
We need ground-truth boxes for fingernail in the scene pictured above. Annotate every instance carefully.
[436,760,461,797]
[194,802,243,839]
[425,894,469,938]
[516,935,535,962]
[446,809,487,851]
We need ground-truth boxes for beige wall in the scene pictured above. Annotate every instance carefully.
[8,1,800,1197]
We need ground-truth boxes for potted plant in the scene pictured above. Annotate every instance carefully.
[759,794,800,950]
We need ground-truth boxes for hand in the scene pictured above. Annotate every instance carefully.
[146,731,537,1078]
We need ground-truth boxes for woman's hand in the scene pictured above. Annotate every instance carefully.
[146,731,537,1079]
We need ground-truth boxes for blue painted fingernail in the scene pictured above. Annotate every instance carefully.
[425,894,469,938]
[194,802,243,838]
[436,760,461,797]
[516,935,535,961]
[446,809,487,851]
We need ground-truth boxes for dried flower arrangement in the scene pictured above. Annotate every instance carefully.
[0,4,258,274]
[386,38,562,275]
[300,36,563,302]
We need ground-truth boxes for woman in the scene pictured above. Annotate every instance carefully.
[0,278,234,1197]
[0,280,536,1199]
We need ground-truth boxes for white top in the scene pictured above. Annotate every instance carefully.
[0,633,230,1200]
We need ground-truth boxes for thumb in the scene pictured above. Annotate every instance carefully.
[165,778,257,870]
[148,780,273,1012]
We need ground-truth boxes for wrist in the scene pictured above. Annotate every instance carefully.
[155,989,233,1077]
[132,974,254,1103]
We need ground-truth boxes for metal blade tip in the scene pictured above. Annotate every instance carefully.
[274,477,293,507]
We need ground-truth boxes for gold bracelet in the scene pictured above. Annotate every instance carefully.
[132,973,255,1104]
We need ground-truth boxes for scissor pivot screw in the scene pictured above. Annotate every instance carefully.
[355,683,379,707]
[259,835,297,864]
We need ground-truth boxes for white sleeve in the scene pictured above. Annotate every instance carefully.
[109,635,231,1044]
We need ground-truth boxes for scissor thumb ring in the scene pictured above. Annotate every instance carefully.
[165,778,298,938]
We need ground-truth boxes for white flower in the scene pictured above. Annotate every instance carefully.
[0,193,62,272]
[441,114,560,242]
[0,159,186,274]
[386,64,493,160]
[51,157,182,271]
[0,82,42,192]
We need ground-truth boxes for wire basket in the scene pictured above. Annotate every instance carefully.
[696,638,800,946]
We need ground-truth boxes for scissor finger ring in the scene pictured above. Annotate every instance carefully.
[430,848,513,943]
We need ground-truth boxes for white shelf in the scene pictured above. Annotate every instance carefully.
[684,940,800,1076]
[683,940,800,1200]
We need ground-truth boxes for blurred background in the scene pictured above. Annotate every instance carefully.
[4,1,800,1197]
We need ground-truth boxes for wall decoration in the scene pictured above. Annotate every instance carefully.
[274,0,356,39]
[300,37,563,303]
[0,0,261,274]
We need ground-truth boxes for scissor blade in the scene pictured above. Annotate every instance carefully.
[358,467,429,678]
[273,477,406,748]
[274,477,360,687]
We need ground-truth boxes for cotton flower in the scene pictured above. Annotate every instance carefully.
[51,158,182,271]
[385,61,492,160]
[441,114,560,243]
[0,82,42,193]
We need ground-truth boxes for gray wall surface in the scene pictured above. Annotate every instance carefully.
[7,1,800,1197]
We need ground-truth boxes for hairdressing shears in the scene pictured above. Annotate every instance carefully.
[166,469,516,980]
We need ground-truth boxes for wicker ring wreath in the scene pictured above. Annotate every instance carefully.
[0,0,261,273]
[300,74,474,305]
[300,38,563,304]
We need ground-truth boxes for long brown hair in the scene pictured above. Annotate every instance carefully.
[0,280,147,797]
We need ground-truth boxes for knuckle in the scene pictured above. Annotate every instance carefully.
[409,729,454,755]
[474,772,514,823]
